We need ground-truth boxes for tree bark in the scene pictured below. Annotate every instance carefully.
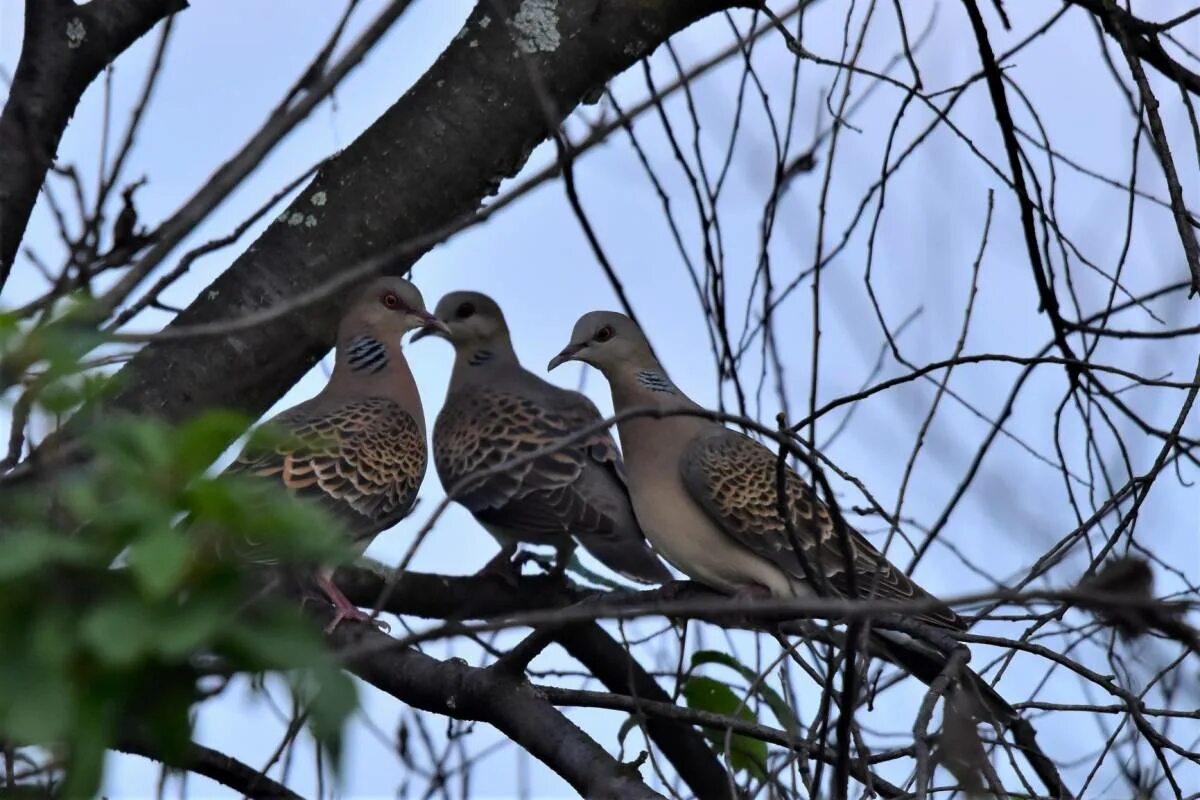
[330,619,666,799]
[555,624,738,799]
[339,568,736,798]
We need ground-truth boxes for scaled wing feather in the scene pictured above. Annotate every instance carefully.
[232,396,425,541]
[433,390,623,538]
[680,429,964,631]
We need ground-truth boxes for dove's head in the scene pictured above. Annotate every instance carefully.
[416,290,511,350]
[341,276,448,343]
[548,311,656,375]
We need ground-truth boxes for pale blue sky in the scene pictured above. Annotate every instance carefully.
[2,1,1198,797]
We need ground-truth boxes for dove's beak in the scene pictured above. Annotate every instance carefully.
[411,312,450,341]
[547,342,584,371]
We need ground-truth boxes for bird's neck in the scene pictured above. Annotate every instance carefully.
[608,362,686,406]
[605,362,708,473]
[328,329,424,430]
[449,336,519,385]
[608,363,705,424]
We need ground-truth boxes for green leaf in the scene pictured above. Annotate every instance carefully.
[0,662,72,743]
[0,532,99,581]
[173,410,251,479]
[141,673,197,763]
[682,675,750,717]
[303,664,356,771]
[0,614,74,742]
[39,379,85,416]
[98,493,178,540]
[682,675,768,777]
[154,597,230,658]
[0,310,19,341]
[225,612,329,670]
[691,650,799,737]
[128,528,192,598]
[191,476,347,565]
[80,600,155,666]
[93,418,174,473]
[61,686,115,800]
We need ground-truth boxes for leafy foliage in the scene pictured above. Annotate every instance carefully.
[679,648,809,778]
[690,650,799,737]
[681,675,768,778]
[677,650,805,778]
[0,408,358,796]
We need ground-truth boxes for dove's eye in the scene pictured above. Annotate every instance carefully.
[456,302,476,319]
[382,292,401,309]
[594,325,614,342]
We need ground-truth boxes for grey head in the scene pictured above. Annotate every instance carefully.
[336,275,449,345]
[413,290,518,367]
[547,311,657,375]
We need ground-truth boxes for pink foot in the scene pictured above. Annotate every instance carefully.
[317,572,389,634]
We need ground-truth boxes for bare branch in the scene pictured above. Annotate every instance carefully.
[0,0,187,286]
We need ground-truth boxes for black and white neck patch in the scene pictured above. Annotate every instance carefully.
[636,369,678,394]
[468,348,494,367]
[346,335,389,374]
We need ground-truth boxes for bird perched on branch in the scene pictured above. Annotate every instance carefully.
[229,276,447,631]
[414,291,670,585]
[549,311,1070,799]
[547,311,958,620]
[111,178,148,252]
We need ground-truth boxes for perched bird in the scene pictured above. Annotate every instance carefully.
[414,291,671,584]
[229,276,447,630]
[548,311,1071,799]
[111,185,140,251]
[546,310,960,624]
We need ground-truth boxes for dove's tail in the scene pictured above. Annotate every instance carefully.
[576,529,674,584]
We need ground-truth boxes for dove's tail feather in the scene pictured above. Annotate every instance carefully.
[577,530,674,584]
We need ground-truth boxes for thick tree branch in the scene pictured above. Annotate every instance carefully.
[553,624,738,800]
[0,0,187,286]
[336,567,588,618]
[338,568,735,799]
[327,618,664,800]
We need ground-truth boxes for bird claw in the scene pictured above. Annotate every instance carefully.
[316,571,388,634]
[323,604,390,634]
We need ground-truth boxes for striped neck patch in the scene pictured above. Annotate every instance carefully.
[468,348,494,367]
[346,335,389,374]
[636,369,678,394]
